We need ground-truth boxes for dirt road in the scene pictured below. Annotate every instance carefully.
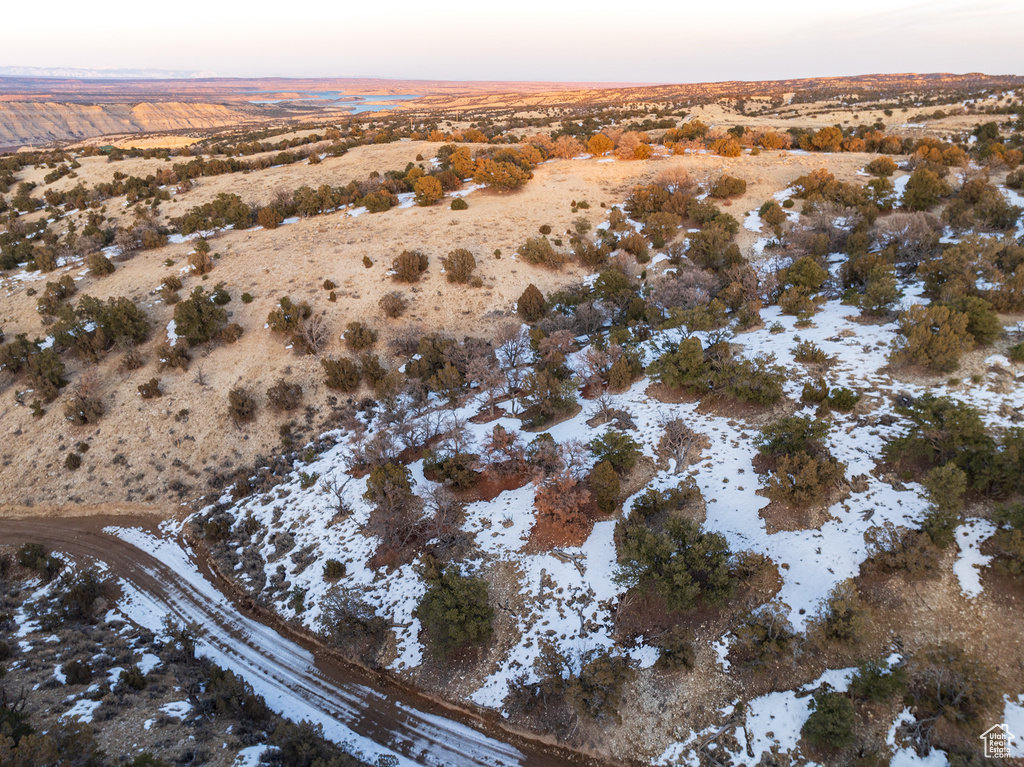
[0,516,601,767]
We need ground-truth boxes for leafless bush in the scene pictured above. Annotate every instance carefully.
[656,419,708,473]
[651,268,719,312]
[652,167,696,194]
[801,202,861,253]
[301,313,330,354]
[870,212,942,268]
[573,301,607,336]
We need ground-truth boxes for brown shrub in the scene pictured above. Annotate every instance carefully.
[267,379,302,411]
[518,284,545,321]
[442,248,476,283]
[86,252,115,276]
[344,322,378,351]
[188,250,213,275]
[392,249,428,282]
[379,291,407,318]
[137,378,161,399]
[257,207,284,229]
[227,387,257,425]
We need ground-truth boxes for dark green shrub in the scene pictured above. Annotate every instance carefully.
[766,451,846,507]
[358,189,397,213]
[802,690,855,750]
[37,275,77,315]
[423,450,480,489]
[616,516,733,613]
[920,462,967,548]
[257,207,284,229]
[264,719,350,767]
[65,452,82,470]
[827,387,860,411]
[590,429,641,473]
[363,462,413,511]
[56,568,105,624]
[202,663,271,725]
[903,168,951,211]
[616,231,649,262]
[18,542,48,569]
[119,665,147,692]
[864,523,942,580]
[360,352,389,389]
[882,394,997,489]
[174,287,228,345]
[321,357,360,392]
[590,460,620,513]
[648,336,784,406]
[450,197,468,210]
[210,283,231,305]
[756,415,830,456]
[810,580,865,645]
[323,559,347,581]
[564,649,634,723]
[906,644,998,731]
[653,627,695,671]
[892,304,971,372]
[158,341,191,370]
[241,292,254,304]
[945,295,1000,346]
[801,377,830,404]
[417,566,494,660]
[518,236,564,268]
[792,340,829,364]
[848,659,907,702]
[219,322,243,343]
[266,295,311,336]
[992,503,1024,576]
[859,264,900,317]
[782,256,828,292]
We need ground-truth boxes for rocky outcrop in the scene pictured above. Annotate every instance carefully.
[0,101,251,147]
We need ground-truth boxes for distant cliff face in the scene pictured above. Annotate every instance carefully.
[0,101,250,147]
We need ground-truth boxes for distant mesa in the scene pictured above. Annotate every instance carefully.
[0,66,220,79]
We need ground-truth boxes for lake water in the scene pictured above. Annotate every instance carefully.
[247,92,421,113]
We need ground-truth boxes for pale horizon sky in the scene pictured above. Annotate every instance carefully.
[5,0,1023,84]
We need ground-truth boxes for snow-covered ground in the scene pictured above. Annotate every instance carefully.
[192,252,1023,763]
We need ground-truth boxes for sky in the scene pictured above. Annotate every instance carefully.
[5,0,1023,83]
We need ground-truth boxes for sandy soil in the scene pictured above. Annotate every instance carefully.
[0,138,928,515]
